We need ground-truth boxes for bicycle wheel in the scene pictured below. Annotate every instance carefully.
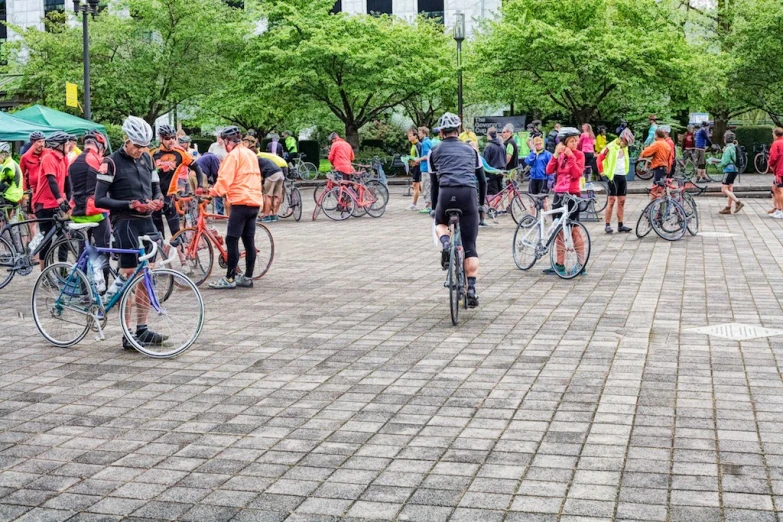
[45,237,84,268]
[119,268,204,358]
[299,162,319,181]
[0,235,17,290]
[245,223,274,280]
[367,180,389,205]
[32,263,93,347]
[683,176,706,196]
[635,159,653,180]
[683,159,696,178]
[550,221,591,280]
[365,184,388,218]
[636,202,654,238]
[313,183,325,204]
[682,195,699,236]
[291,187,303,221]
[755,153,768,173]
[512,215,541,270]
[706,161,723,182]
[322,187,355,221]
[592,181,608,212]
[278,187,293,219]
[169,227,214,287]
[650,199,687,241]
[510,193,537,224]
[448,232,460,326]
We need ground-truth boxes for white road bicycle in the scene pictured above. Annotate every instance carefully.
[512,193,591,279]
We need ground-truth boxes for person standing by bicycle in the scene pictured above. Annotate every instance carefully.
[694,121,712,182]
[195,151,224,215]
[0,143,24,209]
[524,136,553,208]
[682,125,696,163]
[641,129,673,196]
[767,127,783,218]
[209,126,263,289]
[327,132,355,180]
[150,124,205,240]
[20,132,46,212]
[95,116,166,349]
[429,113,487,308]
[661,126,676,179]
[258,156,284,223]
[718,130,744,215]
[545,127,586,276]
[599,128,634,233]
[483,127,506,196]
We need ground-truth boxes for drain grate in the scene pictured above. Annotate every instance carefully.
[685,322,783,341]
[700,231,736,238]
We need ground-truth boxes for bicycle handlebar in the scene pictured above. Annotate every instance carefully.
[138,235,157,262]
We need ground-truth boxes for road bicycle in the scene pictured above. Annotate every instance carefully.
[443,208,467,326]
[314,175,387,221]
[0,212,87,290]
[485,169,537,224]
[636,179,690,241]
[288,153,319,181]
[579,166,608,213]
[170,195,274,286]
[754,144,770,173]
[277,178,303,221]
[512,194,591,279]
[32,233,203,358]
[313,170,388,206]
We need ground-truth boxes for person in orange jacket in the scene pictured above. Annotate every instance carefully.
[209,126,264,290]
[640,129,672,198]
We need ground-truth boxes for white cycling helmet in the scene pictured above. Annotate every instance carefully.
[0,142,10,154]
[122,116,153,147]
[437,112,461,132]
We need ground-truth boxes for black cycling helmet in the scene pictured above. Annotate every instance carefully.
[158,124,176,138]
[557,127,580,142]
[29,131,46,142]
[84,129,107,150]
[220,126,243,142]
[45,131,71,149]
[178,135,192,144]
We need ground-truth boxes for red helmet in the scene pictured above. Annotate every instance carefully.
[84,129,108,150]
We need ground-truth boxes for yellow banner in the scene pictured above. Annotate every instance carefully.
[66,82,78,108]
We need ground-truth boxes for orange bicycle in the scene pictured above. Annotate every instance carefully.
[170,195,274,286]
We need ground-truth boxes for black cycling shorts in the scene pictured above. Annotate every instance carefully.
[722,171,738,185]
[552,193,580,222]
[410,165,422,183]
[435,186,479,259]
[112,217,159,269]
[34,208,57,260]
[528,178,548,195]
[652,166,668,183]
[608,175,627,197]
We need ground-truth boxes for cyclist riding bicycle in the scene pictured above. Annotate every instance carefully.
[95,116,166,350]
[429,112,487,308]
[0,142,23,208]
[150,124,205,240]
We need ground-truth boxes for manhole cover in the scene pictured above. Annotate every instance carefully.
[700,231,736,238]
[685,322,783,341]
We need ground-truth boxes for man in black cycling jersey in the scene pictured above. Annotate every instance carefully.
[95,116,166,350]
[428,113,488,308]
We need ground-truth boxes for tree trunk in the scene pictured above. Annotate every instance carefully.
[344,122,360,151]
[713,112,729,147]
[573,107,597,126]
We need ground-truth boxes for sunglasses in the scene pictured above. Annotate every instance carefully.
[128,142,147,150]
[161,136,176,141]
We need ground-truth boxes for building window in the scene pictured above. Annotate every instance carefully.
[43,0,64,13]
[0,0,6,40]
[418,0,443,20]
[367,0,391,15]
[331,0,341,13]
[225,0,243,8]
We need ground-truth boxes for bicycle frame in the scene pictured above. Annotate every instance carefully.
[1,217,75,261]
[531,199,574,249]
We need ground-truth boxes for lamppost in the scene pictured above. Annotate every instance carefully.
[73,0,100,120]
[453,11,465,124]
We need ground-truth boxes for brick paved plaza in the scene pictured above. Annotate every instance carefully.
[1,190,782,521]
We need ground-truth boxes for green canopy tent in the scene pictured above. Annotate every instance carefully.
[13,105,107,136]
[0,111,59,142]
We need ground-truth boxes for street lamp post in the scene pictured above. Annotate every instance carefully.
[453,12,465,124]
[73,0,100,120]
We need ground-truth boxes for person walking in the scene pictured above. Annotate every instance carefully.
[209,126,263,289]
[406,128,423,211]
[599,129,634,233]
[767,127,783,218]
[417,127,434,213]
[694,121,712,182]
[718,131,744,214]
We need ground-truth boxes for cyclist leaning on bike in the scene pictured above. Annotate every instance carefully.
[95,116,166,350]
[429,113,487,308]
[0,142,23,209]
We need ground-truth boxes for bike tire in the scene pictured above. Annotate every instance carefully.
[119,268,204,358]
[755,153,768,174]
[300,162,319,181]
[592,181,608,212]
[169,227,214,287]
[512,215,540,271]
[247,223,274,280]
[510,193,537,224]
[636,202,654,238]
[650,199,687,241]
[367,180,389,205]
[278,187,294,219]
[706,161,723,182]
[45,237,84,269]
[322,187,355,221]
[550,221,590,280]
[449,229,459,326]
[635,159,653,180]
[683,194,699,236]
[365,184,388,218]
[313,183,325,204]
[291,187,303,222]
[32,262,92,347]
[0,235,17,289]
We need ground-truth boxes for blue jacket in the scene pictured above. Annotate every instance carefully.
[524,149,553,180]
[695,128,711,149]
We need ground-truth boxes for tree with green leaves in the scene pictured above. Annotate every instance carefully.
[467,0,690,126]
[250,0,455,149]
[6,0,248,125]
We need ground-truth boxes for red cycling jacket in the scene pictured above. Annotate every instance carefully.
[32,149,69,211]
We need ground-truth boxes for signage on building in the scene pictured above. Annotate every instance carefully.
[473,115,527,136]
[66,82,78,108]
